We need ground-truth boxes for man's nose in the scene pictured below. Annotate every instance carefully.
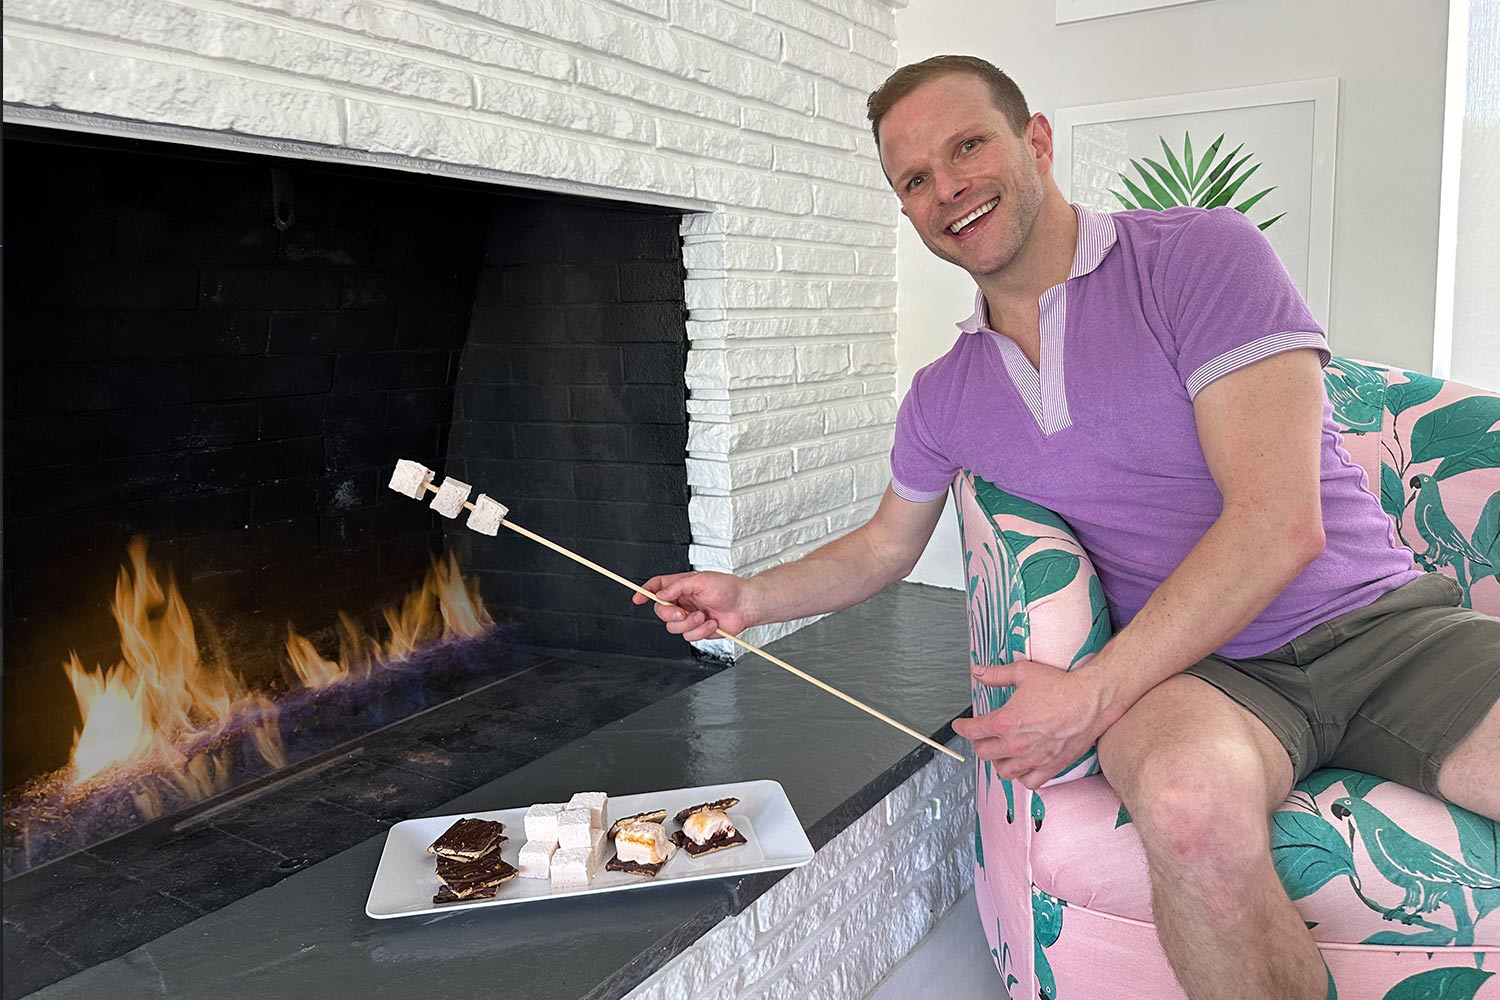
[934,168,970,204]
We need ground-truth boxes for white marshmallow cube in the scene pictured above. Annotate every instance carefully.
[429,477,472,518]
[523,803,564,842]
[567,791,607,830]
[556,808,593,850]
[550,846,593,888]
[388,460,434,499]
[517,840,556,880]
[588,827,607,868]
[467,494,508,536]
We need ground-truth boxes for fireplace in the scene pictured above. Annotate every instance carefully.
[1,126,695,874]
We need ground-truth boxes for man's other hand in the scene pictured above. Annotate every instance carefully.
[953,660,1109,789]
[634,571,757,642]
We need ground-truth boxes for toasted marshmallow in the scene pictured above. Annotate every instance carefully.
[614,820,675,866]
[682,808,736,846]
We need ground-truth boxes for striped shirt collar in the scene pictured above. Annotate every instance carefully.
[957,204,1119,334]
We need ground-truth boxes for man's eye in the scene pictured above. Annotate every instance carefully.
[907,175,924,191]
[961,138,980,153]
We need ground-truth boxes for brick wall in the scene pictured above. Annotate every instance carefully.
[623,738,973,999]
[445,200,693,657]
[2,0,905,657]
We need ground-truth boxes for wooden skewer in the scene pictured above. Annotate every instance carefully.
[421,481,965,763]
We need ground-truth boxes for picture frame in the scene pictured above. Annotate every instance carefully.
[1055,0,1217,25]
[1052,78,1340,326]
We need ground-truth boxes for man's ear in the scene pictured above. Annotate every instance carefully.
[1028,113,1056,174]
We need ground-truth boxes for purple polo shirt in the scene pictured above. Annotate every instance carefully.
[892,205,1420,658]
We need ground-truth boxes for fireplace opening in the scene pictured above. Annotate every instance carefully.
[2,126,694,876]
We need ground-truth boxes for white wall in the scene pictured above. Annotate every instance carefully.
[897,0,1451,590]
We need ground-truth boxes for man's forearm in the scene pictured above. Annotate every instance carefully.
[744,525,911,627]
[1076,509,1324,731]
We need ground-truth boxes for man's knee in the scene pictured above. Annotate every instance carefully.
[1116,745,1276,872]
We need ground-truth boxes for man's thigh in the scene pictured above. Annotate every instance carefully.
[1097,673,1296,821]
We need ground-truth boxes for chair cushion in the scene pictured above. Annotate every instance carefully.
[1030,770,1500,948]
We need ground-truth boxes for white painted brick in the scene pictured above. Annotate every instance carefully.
[794,429,888,472]
[739,107,858,152]
[696,165,814,215]
[683,211,893,248]
[738,381,868,413]
[475,76,657,143]
[728,277,830,312]
[781,31,885,92]
[815,77,878,131]
[828,277,897,309]
[856,249,897,276]
[682,241,727,271]
[2,35,344,146]
[813,183,896,225]
[686,452,792,490]
[689,311,895,343]
[727,468,852,536]
[612,0,671,18]
[689,407,819,454]
[13,0,475,107]
[826,498,878,532]
[753,0,849,45]
[576,60,738,125]
[773,144,886,189]
[794,343,850,382]
[673,0,781,59]
[284,0,572,79]
[694,518,829,569]
[850,22,894,63]
[852,457,890,500]
[776,244,858,276]
[850,339,897,375]
[659,118,775,169]
[346,99,695,197]
[822,397,896,434]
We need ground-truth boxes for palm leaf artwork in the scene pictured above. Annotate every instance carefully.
[1110,132,1286,232]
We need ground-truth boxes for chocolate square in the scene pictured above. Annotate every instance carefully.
[427,817,505,859]
[670,829,748,858]
[606,808,668,840]
[435,853,519,893]
[605,853,667,878]
[672,798,739,825]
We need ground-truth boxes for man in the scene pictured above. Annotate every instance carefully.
[636,55,1500,1000]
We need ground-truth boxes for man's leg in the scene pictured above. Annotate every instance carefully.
[1097,674,1325,1000]
[1436,698,1500,820]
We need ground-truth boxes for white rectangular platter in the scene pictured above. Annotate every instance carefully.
[366,779,813,919]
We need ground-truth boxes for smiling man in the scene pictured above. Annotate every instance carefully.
[638,56,1500,1000]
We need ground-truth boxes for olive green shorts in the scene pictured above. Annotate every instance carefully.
[1184,573,1500,797]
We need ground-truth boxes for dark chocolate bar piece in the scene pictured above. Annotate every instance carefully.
[607,809,668,839]
[435,853,519,892]
[432,882,499,904]
[427,817,505,859]
[670,828,748,858]
[605,853,667,878]
[672,798,739,824]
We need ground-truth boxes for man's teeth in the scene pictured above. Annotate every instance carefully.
[949,198,999,235]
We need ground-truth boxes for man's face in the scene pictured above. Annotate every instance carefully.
[878,73,1047,279]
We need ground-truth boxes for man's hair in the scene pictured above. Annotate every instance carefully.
[866,55,1032,150]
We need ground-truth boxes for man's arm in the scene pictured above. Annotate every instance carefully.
[635,485,946,641]
[958,349,1328,781]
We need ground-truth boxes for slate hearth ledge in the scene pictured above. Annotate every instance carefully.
[23,583,970,1000]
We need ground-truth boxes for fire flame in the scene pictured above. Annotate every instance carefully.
[62,538,491,801]
[284,551,492,688]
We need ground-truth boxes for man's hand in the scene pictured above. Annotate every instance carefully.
[952,660,1112,789]
[634,571,758,642]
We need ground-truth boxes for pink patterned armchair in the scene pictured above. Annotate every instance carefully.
[958,359,1500,1000]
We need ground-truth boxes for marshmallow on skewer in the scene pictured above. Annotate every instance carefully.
[467,494,509,536]
[388,460,435,499]
[430,477,472,518]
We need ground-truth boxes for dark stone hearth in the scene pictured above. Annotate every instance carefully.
[0,646,721,998]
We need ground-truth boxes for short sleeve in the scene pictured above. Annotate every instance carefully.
[890,365,957,503]
[1160,208,1329,399]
